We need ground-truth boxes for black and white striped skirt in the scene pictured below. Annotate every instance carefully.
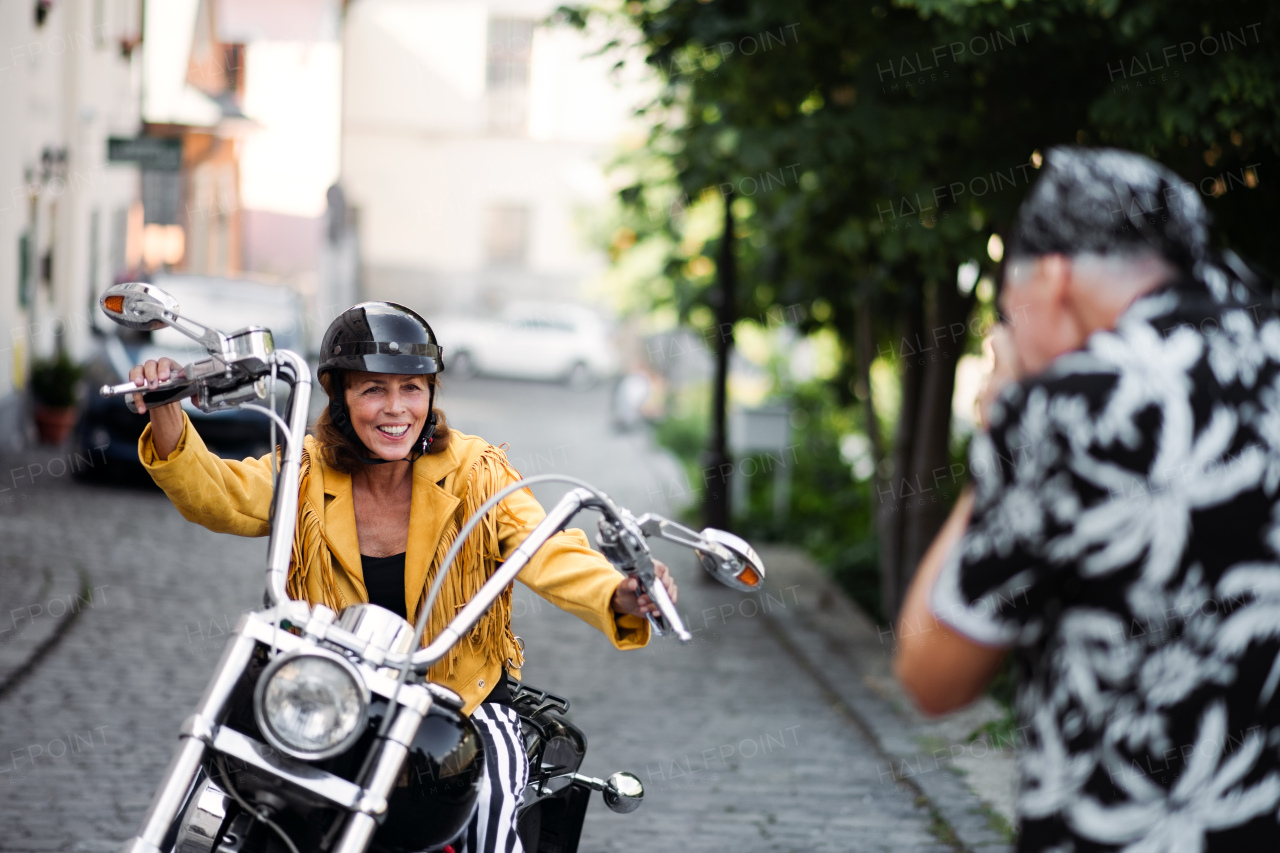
[456,702,530,853]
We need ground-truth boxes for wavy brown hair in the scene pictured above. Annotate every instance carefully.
[312,370,451,474]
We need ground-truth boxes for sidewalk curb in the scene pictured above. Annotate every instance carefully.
[756,545,1014,853]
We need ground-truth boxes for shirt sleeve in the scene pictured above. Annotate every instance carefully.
[139,411,276,537]
[930,383,1074,647]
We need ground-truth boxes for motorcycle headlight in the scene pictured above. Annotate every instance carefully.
[253,649,369,760]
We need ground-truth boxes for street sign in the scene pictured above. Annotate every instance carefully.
[730,404,791,455]
[107,136,182,171]
[729,404,794,521]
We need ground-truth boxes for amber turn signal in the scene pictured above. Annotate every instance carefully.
[103,294,125,314]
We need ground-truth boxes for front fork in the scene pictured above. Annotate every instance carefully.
[119,631,257,853]
[116,622,425,853]
[330,709,424,853]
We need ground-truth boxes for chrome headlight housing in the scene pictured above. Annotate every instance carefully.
[253,649,369,760]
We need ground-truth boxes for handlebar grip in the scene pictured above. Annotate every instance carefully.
[101,378,197,412]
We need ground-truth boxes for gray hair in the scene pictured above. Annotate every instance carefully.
[1007,147,1269,306]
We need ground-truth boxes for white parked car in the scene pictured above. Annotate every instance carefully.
[433,302,619,388]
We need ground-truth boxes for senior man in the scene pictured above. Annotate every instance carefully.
[896,147,1280,850]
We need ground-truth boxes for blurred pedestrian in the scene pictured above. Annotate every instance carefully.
[895,147,1280,850]
[611,369,653,432]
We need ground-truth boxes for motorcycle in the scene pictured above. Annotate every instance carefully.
[99,282,767,853]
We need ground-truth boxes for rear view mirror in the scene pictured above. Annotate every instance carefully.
[695,528,765,592]
[603,772,644,813]
[100,282,179,331]
[100,281,230,354]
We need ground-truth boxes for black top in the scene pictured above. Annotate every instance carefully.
[360,552,407,620]
[933,283,1280,850]
[359,551,512,707]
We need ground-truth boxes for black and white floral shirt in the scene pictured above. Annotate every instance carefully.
[933,279,1280,851]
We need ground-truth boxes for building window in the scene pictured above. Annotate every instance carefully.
[18,232,32,308]
[110,206,128,282]
[93,0,106,47]
[484,204,529,267]
[485,18,533,135]
[142,168,181,226]
[89,208,100,295]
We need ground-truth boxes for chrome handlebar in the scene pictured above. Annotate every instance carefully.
[409,482,766,672]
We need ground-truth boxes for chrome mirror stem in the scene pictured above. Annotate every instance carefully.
[636,513,740,569]
[566,771,644,814]
[161,311,234,357]
[636,514,726,557]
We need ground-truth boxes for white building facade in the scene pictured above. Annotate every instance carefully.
[0,0,145,450]
[341,0,646,315]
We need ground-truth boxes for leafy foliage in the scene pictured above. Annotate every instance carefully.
[570,0,1278,357]
[734,383,884,619]
[563,0,1280,616]
[650,379,887,619]
[30,351,84,408]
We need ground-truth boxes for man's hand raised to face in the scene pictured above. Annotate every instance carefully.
[976,324,1019,430]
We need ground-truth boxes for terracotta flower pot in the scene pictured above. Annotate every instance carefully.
[34,405,77,446]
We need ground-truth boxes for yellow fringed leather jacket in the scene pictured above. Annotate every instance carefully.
[139,413,649,714]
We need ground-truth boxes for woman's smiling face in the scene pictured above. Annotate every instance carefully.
[344,370,431,461]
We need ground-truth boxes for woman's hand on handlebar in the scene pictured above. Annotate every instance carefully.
[611,560,678,618]
[129,357,189,459]
[128,357,187,415]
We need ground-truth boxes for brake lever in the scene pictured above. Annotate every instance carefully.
[596,514,692,643]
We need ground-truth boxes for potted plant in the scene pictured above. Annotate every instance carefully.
[31,350,84,445]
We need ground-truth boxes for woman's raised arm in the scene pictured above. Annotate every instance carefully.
[133,358,279,537]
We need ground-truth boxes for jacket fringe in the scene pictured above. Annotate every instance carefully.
[421,444,527,682]
[286,444,528,683]
[288,448,348,610]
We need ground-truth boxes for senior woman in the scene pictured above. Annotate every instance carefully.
[131,301,677,853]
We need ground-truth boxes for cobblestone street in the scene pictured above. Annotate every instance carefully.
[0,378,957,852]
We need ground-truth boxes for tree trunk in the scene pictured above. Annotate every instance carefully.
[873,281,972,622]
[877,297,922,620]
[898,280,970,605]
[856,300,885,468]
[703,189,735,532]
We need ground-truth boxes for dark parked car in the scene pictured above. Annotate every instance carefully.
[75,274,311,480]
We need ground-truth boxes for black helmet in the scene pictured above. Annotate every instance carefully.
[319,302,445,463]
[319,301,444,377]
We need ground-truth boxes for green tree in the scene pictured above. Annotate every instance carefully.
[564,0,1280,619]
